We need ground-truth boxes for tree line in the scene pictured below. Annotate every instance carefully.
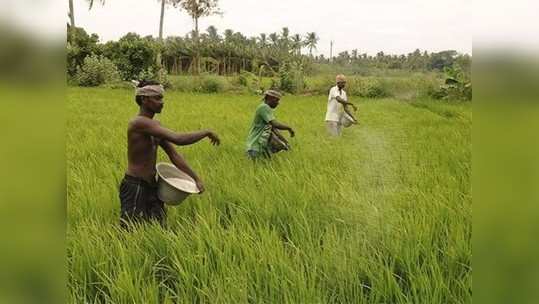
[67,0,470,83]
[67,25,470,81]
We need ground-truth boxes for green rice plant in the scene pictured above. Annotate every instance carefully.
[68,88,471,303]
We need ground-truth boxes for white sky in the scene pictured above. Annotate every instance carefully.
[68,0,473,56]
[6,0,539,55]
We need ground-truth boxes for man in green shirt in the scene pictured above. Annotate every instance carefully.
[246,90,295,159]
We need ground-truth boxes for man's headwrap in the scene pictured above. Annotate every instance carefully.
[336,74,346,83]
[264,89,282,99]
[132,80,165,97]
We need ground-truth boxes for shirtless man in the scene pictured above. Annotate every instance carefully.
[119,80,220,228]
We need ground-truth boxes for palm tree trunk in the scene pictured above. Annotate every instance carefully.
[156,0,165,68]
[159,0,165,40]
[194,17,200,75]
[222,58,225,75]
[69,0,75,28]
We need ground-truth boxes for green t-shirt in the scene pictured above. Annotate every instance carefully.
[246,103,275,152]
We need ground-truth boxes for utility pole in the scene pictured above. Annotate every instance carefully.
[330,40,333,62]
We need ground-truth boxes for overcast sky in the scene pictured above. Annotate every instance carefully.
[66,0,472,56]
[5,0,539,55]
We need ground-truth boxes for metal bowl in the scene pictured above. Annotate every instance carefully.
[340,112,356,128]
[156,162,199,205]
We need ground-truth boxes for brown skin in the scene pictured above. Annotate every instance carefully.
[335,81,358,123]
[126,94,220,193]
[264,95,295,137]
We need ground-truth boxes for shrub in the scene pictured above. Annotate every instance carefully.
[168,75,196,92]
[238,70,260,93]
[304,76,334,95]
[67,26,100,77]
[428,82,472,101]
[346,78,391,98]
[75,55,121,87]
[361,79,391,98]
[137,67,171,89]
[198,75,227,93]
[279,61,306,94]
[101,33,159,81]
[428,65,472,101]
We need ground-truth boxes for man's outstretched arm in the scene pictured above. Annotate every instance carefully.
[133,117,220,146]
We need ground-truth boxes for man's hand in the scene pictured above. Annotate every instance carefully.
[195,179,205,193]
[288,128,295,138]
[206,131,221,146]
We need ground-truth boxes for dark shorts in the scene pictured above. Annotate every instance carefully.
[119,174,166,228]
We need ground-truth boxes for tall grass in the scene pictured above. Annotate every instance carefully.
[68,88,471,303]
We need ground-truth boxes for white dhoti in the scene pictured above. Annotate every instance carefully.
[326,121,342,136]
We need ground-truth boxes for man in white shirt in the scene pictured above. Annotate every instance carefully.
[325,74,357,136]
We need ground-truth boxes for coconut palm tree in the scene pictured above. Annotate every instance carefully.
[280,27,289,42]
[279,27,290,53]
[258,33,268,48]
[206,25,220,41]
[68,0,105,29]
[304,32,319,57]
[222,29,235,74]
[268,33,279,47]
[291,34,302,55]
[68,0,105,41]
[351,49,358,62]
[87,0,105,9]
[170,0,222,74]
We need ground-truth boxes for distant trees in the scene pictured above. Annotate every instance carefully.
[169,0,222,74]
[67,25,470,82]
[67,0,470,81]
[324,48,470,72]
[67,26,100,77]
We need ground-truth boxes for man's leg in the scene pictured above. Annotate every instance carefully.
[118,177,144,229]
[147,198,166,227]
[143,183,167,227]
[326,121,340,136]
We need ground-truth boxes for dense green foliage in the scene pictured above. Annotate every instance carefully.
[66,26,471,98]
[74,55,121,87]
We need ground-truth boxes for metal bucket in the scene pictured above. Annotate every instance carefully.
[340,112,356,128]
[156,162,199,205]
[269,129,290,153]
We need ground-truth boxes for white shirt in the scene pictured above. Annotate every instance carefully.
[325,85,347,122]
